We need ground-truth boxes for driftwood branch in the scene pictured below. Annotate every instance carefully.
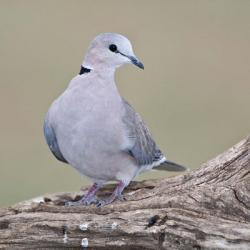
[0,136,249,249]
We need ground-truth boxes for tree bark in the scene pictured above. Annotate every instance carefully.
[0,136,249,250]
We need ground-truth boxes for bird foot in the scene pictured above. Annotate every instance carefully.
[65,181,128,207]
[65,182,102,206]
[65,195,98,206]
[96,194,125,207]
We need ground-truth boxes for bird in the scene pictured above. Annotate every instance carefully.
[44,33,186,207]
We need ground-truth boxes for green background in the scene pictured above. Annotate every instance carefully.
[0,0,249,206]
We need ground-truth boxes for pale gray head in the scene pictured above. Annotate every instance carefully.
[82,33,144,71]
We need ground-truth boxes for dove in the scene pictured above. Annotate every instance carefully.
[44,33,186,206]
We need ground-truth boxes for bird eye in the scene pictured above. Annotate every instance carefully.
[109,44,118,53]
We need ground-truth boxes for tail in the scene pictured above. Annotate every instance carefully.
[154,160,187,172]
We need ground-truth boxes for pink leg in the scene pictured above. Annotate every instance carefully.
[97,180,128,207]
[66,182,102,206]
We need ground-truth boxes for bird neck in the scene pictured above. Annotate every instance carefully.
[79,66,91,75]
[82,53,117,77]
[81,63,116,79]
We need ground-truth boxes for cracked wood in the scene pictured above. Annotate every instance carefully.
[0,136,249,249]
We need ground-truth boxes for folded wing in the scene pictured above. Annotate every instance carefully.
[122,98,186,172]
[43,118,68,164]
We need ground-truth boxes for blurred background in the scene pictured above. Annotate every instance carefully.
[0,0,249,206]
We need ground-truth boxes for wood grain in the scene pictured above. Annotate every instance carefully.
[0,136,249,249]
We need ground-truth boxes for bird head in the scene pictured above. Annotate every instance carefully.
[83,33,144,71]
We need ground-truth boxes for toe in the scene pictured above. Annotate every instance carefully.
[117,194,126,201]
[84,196,98,205]
[96,200,105,207]
[96,198,114,207]
[65,195,98,206]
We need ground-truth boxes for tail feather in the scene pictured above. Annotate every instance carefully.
[154,160,187,172]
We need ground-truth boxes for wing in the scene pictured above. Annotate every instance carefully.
[154,160,187,172]
[122,98,165,167]
[122,99,187,171]
[43,118,68,164]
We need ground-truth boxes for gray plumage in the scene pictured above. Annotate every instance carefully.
[44,33,186,206]
[122,98,185,171]
[122,98,164,166]
[43,119,68,164]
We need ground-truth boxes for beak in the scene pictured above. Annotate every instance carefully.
[128,56,144,69]
[118,51,144,69]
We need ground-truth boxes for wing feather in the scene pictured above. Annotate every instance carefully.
[122,98,165,167]
[43,118,68,164]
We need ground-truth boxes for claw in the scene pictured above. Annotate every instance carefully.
[65,182,101,207]
[96,196,115,207]
[65,181,129,207]
[96,181,128,207]
[96,200,105,207]
[117,194,126,201]
[65,195,98,206]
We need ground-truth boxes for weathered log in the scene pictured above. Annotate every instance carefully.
[0,136,249,250]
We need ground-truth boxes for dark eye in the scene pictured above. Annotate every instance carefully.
[109,44,118,53]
